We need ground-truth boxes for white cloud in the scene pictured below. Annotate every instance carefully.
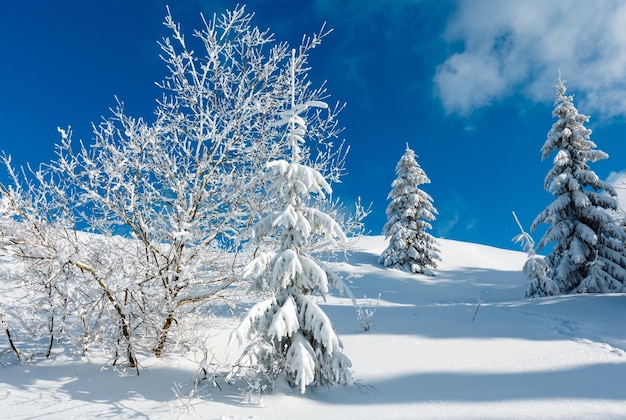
[435,192,478,238]
[607,171,626,214]
[435,0,626,117]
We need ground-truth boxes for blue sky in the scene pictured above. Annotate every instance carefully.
[1,0,625,251]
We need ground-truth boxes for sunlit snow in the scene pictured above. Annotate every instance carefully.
[1,236,624,419]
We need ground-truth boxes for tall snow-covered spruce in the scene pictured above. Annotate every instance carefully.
[379,145,440,275]
[531,77,626,293]
[228,51,353,394]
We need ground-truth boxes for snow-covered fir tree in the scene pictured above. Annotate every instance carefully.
[512,212,559,298]
[228,51,353,394]
[531,77,626,294]
[379,145,440,275]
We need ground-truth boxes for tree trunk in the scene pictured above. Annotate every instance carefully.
[4,325,21,361]
[154,311,175,358]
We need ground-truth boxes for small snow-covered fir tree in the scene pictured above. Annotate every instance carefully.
[512,212,559,298]
[228,51,353,394]
[379,145,440,275]
[531,77,626,293]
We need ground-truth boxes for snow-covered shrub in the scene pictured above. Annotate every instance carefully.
[356,293,381,332]
[531,77,626,294]
[379,145,440,275]
[512,212,559,298]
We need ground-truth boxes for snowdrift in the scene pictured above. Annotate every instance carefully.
[1,236,624,419]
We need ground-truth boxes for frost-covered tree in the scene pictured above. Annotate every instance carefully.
[512,212,559,298]
[531,77,626,294]
[379,145,440,275]
[228,52,353,394]
[0,163,105,364]
[0,6,353,366]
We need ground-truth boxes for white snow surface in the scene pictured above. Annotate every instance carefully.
[1,236,625,419]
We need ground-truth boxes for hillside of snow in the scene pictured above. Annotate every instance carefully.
[1,236,624,419]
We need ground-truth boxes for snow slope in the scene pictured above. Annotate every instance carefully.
[1,236,624,419]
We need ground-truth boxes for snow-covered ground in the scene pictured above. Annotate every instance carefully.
[1,236,624,419]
